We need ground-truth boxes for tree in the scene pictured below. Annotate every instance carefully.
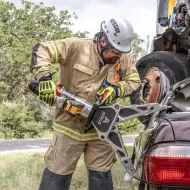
[0,0,88,138]
[0,0,88,102]
[131,33,144,61]
[0,0,146,138]
[140,35,150,57]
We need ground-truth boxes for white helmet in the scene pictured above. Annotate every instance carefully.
[101,16,134,53]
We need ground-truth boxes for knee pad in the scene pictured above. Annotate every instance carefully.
[88,169,114,190]
[39,168,72,190]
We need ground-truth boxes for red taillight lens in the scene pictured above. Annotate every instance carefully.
[145,145,190,184]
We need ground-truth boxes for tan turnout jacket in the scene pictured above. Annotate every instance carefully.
[30,38,141,141]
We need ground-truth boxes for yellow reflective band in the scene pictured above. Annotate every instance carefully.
[32,66,49,74]
[53,123,99,141]
[118,81,126,97]
[47,41,59,63]
[122,72,140,81]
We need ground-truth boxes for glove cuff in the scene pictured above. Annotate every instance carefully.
[112,85,120,97]
[39,73,52,81]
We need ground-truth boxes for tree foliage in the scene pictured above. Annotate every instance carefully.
[0,0,87,138]
[131,33,144,61]
[0,0,144,138]
[0,0,88,101]
[0,102,45,139]
[116,97,144,135]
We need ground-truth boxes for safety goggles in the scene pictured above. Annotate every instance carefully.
[108,42,122,55]
[110,46,122,55]
[104,37,122,55]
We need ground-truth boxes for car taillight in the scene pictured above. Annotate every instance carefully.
[144,144,190,184]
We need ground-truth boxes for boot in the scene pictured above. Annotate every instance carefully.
[39,168,72,190]
[88,169,114,190]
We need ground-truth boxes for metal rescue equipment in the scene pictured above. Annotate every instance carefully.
[29,80,169,180]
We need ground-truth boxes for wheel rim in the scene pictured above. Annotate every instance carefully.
[141,67,161,103]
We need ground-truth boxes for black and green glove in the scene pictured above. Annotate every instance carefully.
[96,85,120,105]
[39,74,56,106]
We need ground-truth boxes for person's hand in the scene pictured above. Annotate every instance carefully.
[39,74,56,106]
[96,86,119,105]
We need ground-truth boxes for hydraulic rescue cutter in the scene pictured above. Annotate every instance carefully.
[29,80,169,181]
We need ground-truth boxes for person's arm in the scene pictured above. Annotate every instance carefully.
[30,40,69,80]
[29,39,69,106]
[117,54,141,97]
[29,39,84,114]
[96,54,141,105]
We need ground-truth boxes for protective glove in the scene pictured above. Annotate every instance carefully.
[63,98,85,116]
[39,74,56,106]
[96,85,119,105]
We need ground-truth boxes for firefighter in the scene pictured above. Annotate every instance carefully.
[30,16,141,190]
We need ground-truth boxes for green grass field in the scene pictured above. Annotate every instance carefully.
[0,147,133,190]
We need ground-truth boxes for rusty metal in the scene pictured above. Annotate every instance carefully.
[140,67,161,103]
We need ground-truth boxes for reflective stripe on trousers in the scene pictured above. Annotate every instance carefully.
[53,123,99,141]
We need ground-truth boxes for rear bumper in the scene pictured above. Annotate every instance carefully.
[132,177,190,190]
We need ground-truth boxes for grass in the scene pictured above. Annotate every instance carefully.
[0,147,133,190]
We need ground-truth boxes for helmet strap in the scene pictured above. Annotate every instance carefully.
[96,32,110,57]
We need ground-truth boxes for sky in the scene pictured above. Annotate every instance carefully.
[7,0,157,42]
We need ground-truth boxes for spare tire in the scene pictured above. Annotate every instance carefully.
[132,51,190,105]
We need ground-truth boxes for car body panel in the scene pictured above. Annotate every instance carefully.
[132,112,190,190]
